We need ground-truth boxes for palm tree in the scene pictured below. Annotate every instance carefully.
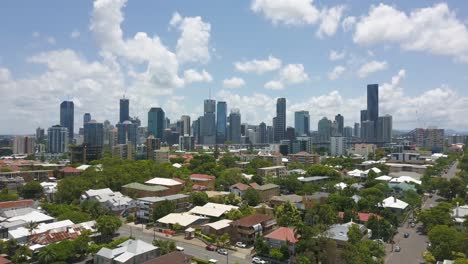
[38,247,57,264]
[12,245,31,264]
[25,221,39,242]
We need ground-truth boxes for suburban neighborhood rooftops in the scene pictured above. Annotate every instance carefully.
[143,252,194,264]
[138,194,189,203]
[122,182,168,192]
[189,203,238,218]
[380,197,409,210]
[264,227,300,244]
[297,176,329,182]
[189,174,216,181]
[96,239,157,262]
[254,183,279,191]
[157,213,207,227]
[8,220,74,240]
[230,183,251,191]
[232,213,273,227]
[202,219,233,230]
[0,200,34,210]
[145,177,183,186]
[270,194,303,204]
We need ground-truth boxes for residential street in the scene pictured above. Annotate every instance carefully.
[118,224,251,264]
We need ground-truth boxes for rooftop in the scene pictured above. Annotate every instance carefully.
[59,166,81,173]
[270,194,303,204]
[145,177,183,186]
[254,183,279,191]
[230,183,251,191]
[189,174,216,181]
[232,213,273,227]
[189,203,238,218]
[157,213,206,227]
[96,239,157,261]
[326,221,367,242]
[122,182,168,192]
[142,251,193,264]
[258,166,286,170]
[264,227,299,244]
[297,176,329,182]
[9,220,74,240]
[380,197,409,210]
[338,212,382,222]
[138,194,189,203]
[0,200,34,210]
[202,219,233,230]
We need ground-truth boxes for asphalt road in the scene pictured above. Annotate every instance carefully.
[443,160,459,179]
[118,225,251,264]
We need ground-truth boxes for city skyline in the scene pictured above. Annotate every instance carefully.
[1,1,468,134]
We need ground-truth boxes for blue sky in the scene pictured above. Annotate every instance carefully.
[1,0,468,134]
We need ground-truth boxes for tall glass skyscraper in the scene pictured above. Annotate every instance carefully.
[318,117,332,141]
[83,113,91,127]
[84,120,104,147]
[228,109,241,144]
[120,98,130,123]
[60,101,74,141]
[148,107,165,139]
[294,111,310,136]
[274,98,286,142]
[367,84,379,140]
[335,114,344,136]
[216,101,227,144]
[180,115,191,136]
[202,99,216,145]
[259,122,267,144]
[48,125,68,153]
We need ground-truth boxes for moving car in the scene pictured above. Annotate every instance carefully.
[236,242,247,248]
[252,257,267,264]
[217,248,228,255]
[395,246,401,252]
[206,244,216,251]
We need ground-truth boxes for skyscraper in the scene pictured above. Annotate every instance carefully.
[259,122,267,144]
[367,84,379,140]
[377,115,393,144]
[120,98,130,123]
[294,111,310,136]
[180,115,191,136]
[354,123,360,138]
[48,125,68,153]
[83,113,91,127]
[36,127,45,142]
[202,99,216,145]
[274,98,286,142]
[216,101,227,144]
[361,120,375,142]
[117,121,138,147]
[228,109,241,144]
[318,117,332,141]
[146,135,161,160]
[12,136,35,155]
[60,101,74,141]
[84,120,104,147]
[148,107,165,139]
[335,114,344,136]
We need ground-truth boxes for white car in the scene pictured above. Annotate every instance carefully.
[208,259,218,263]
[236,242,247,248]
[176,246,184,251]
[217,248,228,255]
[252,257,267,264]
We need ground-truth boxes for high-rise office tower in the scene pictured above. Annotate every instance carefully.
[377,115,393,144]
[228,109,241,144]
[193,118,201,144]
[48,125,68,153]
[60,101,74,141]
[267,125,274,144]
[286,127,296,142]
[344,126,353,138]
[83,113,91,127]
[84,120,104,147]
[180,115,191,136]
[259,122,267,144]
[120,98,130,123]
[202,99,216,145]
[36,127,45,143]
[146,135,161,160]
[117,121,138,147]
[335,114,344,136]
[361,120,375,142]
[216,101,227,144]
[294,111,310,136]
[148,107,165,139]
[367,84,379,139]
[354,123,360,138]
[12,136,35,155]
[318,117,332,141]
[274,98,286,142]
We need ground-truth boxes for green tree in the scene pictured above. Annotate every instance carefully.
[254,237,269,256]
[224,193,242,206]
[152,239,176,255]
[190,192,209,206]
[347,224,363,245]
[366,216,394,242]
[270,248,284,260]
[11,245,31,264]
[243,188,261,206]
[428,225,462,260]
[38,247,57,264]
[218,154,240,168]
[275,201,302,227]
[25,221,39,242]
[21,181,44,199]
[418,202,452,232]
[96,215,122,242]
[244,158,273,175]
[152,200,176,220]
[215,168,244,191]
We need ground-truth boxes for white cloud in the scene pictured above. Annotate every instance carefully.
[32,31,40,38]
[357,60,388,78]
[341,16,356,32]
[264,80,284,90]
[47,37,56,45]
[353,3,468,62]
[329,50,345,61]
[234,55,282,74]
[328,65,345,80]
[183,69,213,83]
[223,77,245,89]
[70,30,81,39]
[280,64,309,84]
[317,6,345,37]
[170,12,211,64]
[0,68,11,83]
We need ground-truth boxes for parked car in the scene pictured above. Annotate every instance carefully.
[252,257,267,264]
[395,246,401,252]
[410,222,416,228]
[404,232,410,238]
[176,246,184,251]
[217,248,228,255]
[208,259,218,263]
[206,244,216,251]
[236,242,247,248]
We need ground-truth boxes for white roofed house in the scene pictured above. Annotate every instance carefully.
[188,203,238,219]
[379,196,409,214]
[81,188,137,215]
[452,203,468,230]
[94,239,159,264]
[157,213,209,229]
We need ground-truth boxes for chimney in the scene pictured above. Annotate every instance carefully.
[394,196,397,203]
[456,202,460,217]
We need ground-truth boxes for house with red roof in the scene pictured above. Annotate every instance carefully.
[264,227,300,252]
[189,174,216,190]
[229,183,251,197]
[338,212,382,223]
[59,166,82,178]
[0,200,34,213]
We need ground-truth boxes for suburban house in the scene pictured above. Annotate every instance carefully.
[201,219,233,236]
[58,166,82,178]
[230,213,276,245]
[325,222,370,263]
[0,208,54,239]
[188,203,238,219]
[145,177,184,195]
[94,239,159,264]
[264,227,300,253]
[380,197,409,213]
[229,183,251,197]
[189,174,216,190]
[80,188,136,213]
[157,213,209,229]
[257,166,287,178]
[143,252,195,264]
[0,200,34,214]
[302,192,330,210]
[136,194,190,222]
[9,220,74,243]
[122,182,169,198]
[452,203,468,229]
[269,194,304,210]
[29,220,96,248]
[252,183,280,202]
[338,212,382,224]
